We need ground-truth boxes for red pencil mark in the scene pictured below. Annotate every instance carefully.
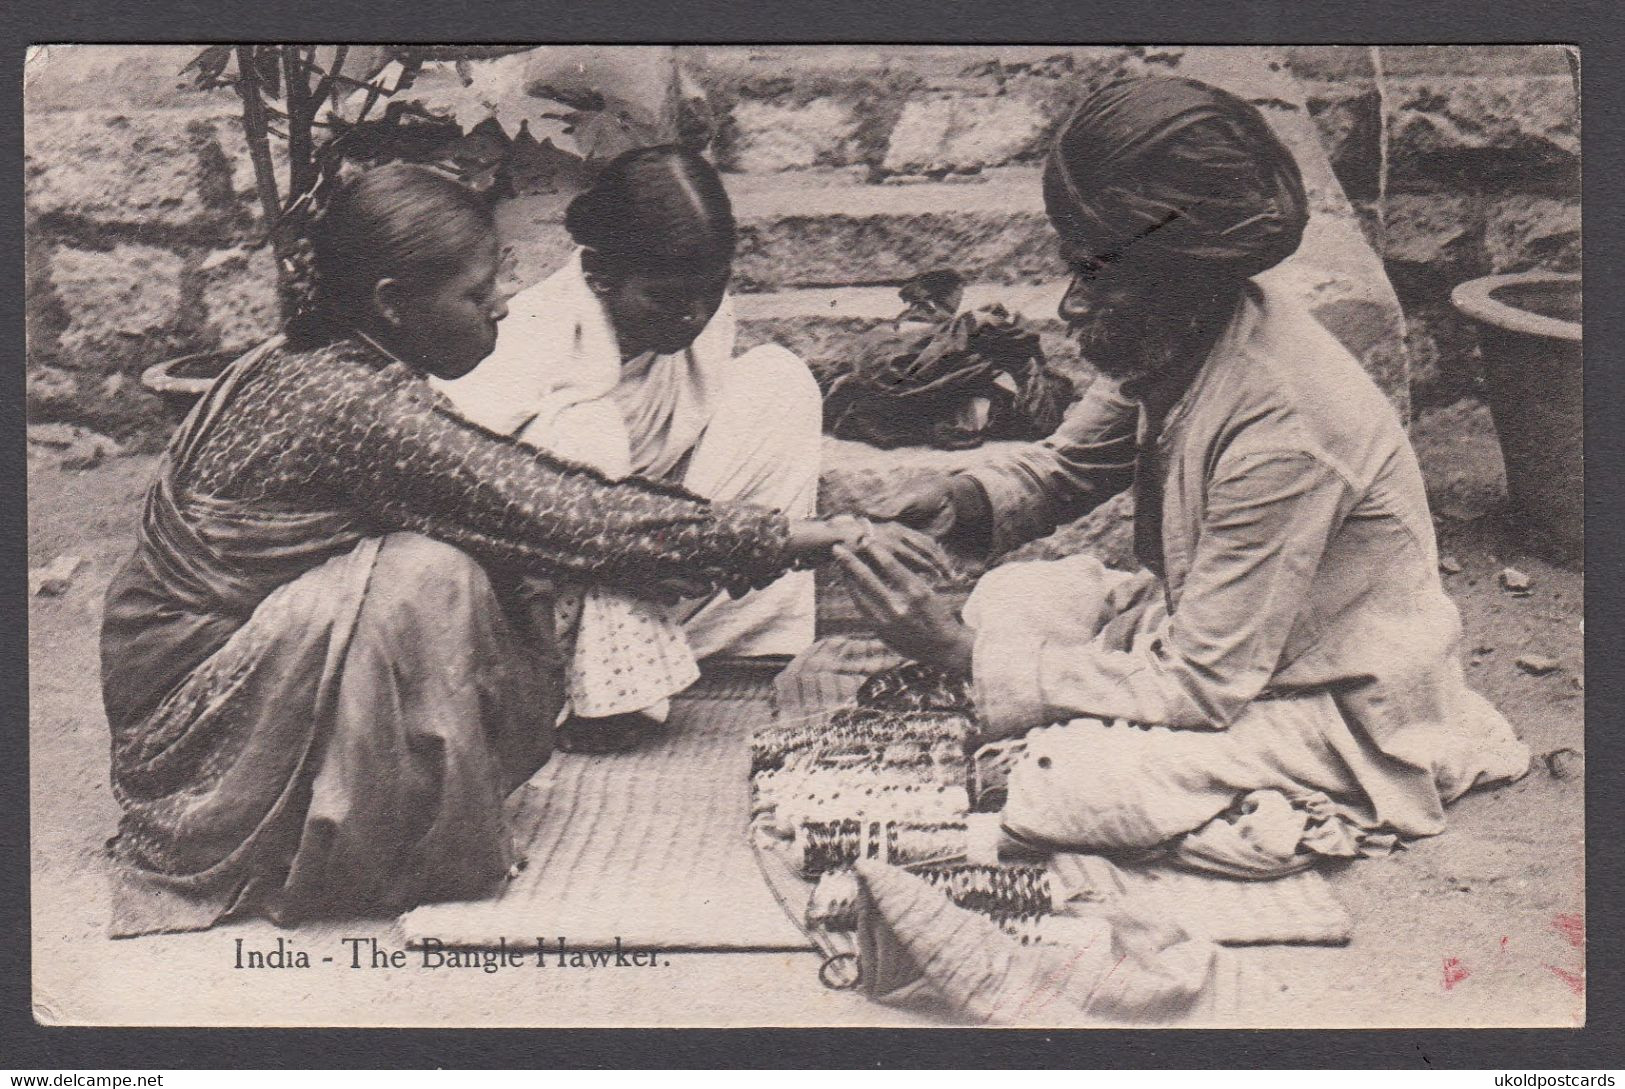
[981,925,1102,1023]
[1079,952,1131,1012]
[1547,964,1585,995]
[1552,913,1585,950]
[1442,957,1471,991]
[1014,941,1101,1020]
[1500,935,1509,951]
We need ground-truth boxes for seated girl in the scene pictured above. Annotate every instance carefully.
[447,297,701,749]
[436,144,823,751]
[99,161,902,935]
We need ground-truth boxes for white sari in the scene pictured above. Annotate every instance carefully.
[437,247,820,664]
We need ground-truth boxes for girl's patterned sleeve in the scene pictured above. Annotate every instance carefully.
[279,346,792,595]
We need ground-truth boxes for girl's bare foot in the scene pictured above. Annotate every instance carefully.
[556,711,660,754]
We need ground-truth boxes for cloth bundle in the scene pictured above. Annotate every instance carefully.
[848,860,1222,1025]
[1166,788,1399,880]
[823,272,1074,450]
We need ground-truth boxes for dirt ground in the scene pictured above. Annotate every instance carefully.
[26,398,1584,1028]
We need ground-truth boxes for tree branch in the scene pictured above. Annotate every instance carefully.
[311,44,349,115]
[233,46,285,259]
[283,46,315,196]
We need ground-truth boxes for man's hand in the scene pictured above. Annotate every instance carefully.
[861,519,955,582]
[835,539,974,675]
[862,476,956,538]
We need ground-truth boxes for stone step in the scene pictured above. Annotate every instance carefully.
[500,164,1360,294]
[498,210,1405,412]
[495,45,1410,412]
[734,280,1065,325]
[1282,44,1573,82]
[729,202,1411,409]
[729,168,1055,292]
[700,43,1565,95]
[731,280,1083,387]
[691,44,1141,86]
[710,46,1358,204]
[698,43,1486,194]
[497,167,1060,292]
[691,45,1143,177]
[731,167,1370,293]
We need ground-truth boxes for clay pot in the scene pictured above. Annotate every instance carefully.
[1451,271,1582,559]
[140,348,242,414]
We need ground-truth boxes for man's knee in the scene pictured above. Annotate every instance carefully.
[964,555,1117,642]
[965,562,1049,617]
[1000,721,1227,851]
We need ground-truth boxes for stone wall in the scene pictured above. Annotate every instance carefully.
[23,45,1580,441]
[1286,45,1580,408]
[24,100,281,442]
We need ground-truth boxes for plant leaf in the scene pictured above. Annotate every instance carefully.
[569,106,661,162]
[254,46,282,100]
[446,116,512,171]
[179,45,234,89]
[520,46,678,136]
[387,53,576,147]
[504,121,591,195]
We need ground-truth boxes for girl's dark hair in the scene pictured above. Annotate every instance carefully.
[564,144,735,270]
[287,162,496,346]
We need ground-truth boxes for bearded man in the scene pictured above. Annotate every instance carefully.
[838,77,1529,862]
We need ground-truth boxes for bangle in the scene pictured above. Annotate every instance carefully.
[851,517,874,551]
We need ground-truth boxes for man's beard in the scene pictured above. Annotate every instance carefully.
[1069,311,1189,385]
[1069,295,1235,389]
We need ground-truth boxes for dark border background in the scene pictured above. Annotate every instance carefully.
[4,0,1620,1070]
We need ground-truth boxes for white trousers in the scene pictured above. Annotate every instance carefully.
[962,555,1530,855]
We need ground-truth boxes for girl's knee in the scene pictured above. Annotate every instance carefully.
[731,344,820,415]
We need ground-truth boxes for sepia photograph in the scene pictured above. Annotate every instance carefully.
[22,42,1584,1029]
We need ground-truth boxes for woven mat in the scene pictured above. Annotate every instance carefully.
[399,666,814,951]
